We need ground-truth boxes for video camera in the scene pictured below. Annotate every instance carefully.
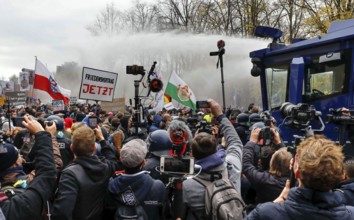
[280,102,321,128]
[126,65,145,75]
[250,111,274,126]
[326,108,354,125]
[195,120,213,134]
[258,126,274,146]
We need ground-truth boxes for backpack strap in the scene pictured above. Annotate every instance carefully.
[0,192,8,203]
[194,168,227,186]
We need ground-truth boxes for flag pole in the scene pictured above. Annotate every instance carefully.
[31,56,37,104]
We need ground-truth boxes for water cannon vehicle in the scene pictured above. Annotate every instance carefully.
[249,18,354,144]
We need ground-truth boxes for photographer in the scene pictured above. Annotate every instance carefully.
[0,115,57,220]
[52,125,119,220]
[246,135,354,220]
[107,139,166,220]
[242,126,291,203]
[181,99,244,219]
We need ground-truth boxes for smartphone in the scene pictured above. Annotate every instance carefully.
[13,117,26,128]
[160,156,195,175]
[196,101,210,109]
[88,116,98,129]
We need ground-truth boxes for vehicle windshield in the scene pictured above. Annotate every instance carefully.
[303,50,349,101]
[265,64,289,109]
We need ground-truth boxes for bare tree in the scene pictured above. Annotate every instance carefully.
[86,3,124,36]
[124,0,160,32]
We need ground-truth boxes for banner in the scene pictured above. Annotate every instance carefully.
[164,72,196,110]
[79,67,118,102]
[34,59,71,104]
[52,99,65,112]
[19,72,30,91]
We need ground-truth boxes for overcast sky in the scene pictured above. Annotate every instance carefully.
[0,0,136,80]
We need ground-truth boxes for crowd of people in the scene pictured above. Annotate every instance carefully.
[0,99,354,220]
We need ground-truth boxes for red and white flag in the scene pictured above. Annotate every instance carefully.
[34,59,71,104]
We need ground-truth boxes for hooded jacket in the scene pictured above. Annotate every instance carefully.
[246,187,354,220]
[182,116,243,220]
[52,140,118,220]
[336,178,354,206]
[108,171,166,220]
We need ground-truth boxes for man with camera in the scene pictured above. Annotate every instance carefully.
[51,125,119,220]
[0,115,57,220]
[181,99,244,219]
[106,139,166,220]
[242,125,291,203]
[246,135,354,219]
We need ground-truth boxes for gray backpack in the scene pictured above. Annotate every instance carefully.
[194,169,246,220]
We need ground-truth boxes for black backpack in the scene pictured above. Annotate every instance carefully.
[114,186,149,220]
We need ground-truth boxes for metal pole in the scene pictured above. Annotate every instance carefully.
[134,80,140,135]
[95,100,99,116]
[219,53,226,112]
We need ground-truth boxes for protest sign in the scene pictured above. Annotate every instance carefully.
[5,92,26,106]
[52,99,65,111]
[69,96,78,105]
[19,72,30,91]
[100,98,126,113]
[79,67,118,102]
[0,81,15,96]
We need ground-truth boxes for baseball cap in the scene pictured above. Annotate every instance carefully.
[120,139,147,168]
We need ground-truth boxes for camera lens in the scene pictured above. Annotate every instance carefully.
[280,102,296,118]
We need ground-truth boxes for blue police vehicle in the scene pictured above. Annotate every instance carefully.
[249,18,354,144]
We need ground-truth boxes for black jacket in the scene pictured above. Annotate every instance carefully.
[52,140,118,220]
[242,141,288,203]
[0,131,56,220]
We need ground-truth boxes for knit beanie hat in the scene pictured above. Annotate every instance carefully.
[0,143,19,171]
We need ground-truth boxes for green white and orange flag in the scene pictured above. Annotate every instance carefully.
[164,72,196,110]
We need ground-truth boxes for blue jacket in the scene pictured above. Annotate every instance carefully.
[149,115,163,133]
[246,187,354,220]
[108,171,166,220]
[336,178,354,206]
